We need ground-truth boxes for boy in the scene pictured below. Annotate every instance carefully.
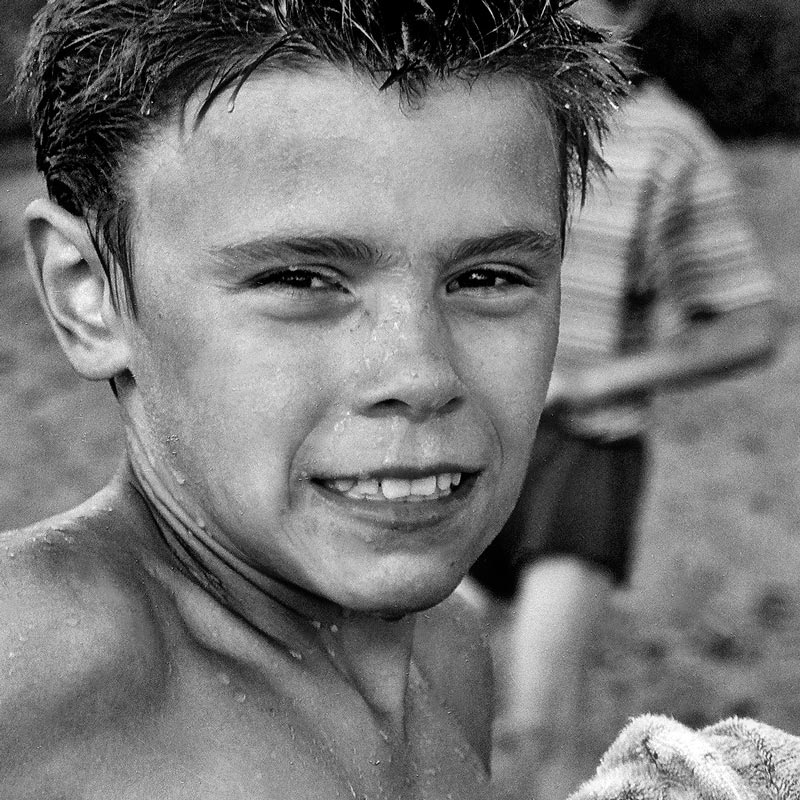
[4,1,626,797]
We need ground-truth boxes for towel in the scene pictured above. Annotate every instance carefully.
[568,714,800,799]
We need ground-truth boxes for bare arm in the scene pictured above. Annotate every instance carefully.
[548,300,780,413]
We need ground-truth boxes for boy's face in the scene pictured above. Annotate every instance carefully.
[122,66,561,614]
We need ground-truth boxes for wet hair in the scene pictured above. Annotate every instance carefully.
[17,0,629,310]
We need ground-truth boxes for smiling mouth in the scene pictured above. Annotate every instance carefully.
[319,472,464,502]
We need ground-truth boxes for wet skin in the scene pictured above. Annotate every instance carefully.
[3,66,562,798]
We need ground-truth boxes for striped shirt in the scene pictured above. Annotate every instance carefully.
[554,81,774,440]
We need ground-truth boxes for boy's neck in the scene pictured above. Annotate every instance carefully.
[123,425,417,735]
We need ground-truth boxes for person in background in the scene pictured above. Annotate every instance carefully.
[467,1,780,797]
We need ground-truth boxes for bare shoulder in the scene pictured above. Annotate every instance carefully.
[0,485,168,764]
[413,587,495,764]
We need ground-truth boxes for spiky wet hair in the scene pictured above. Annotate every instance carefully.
[17,0,628,308]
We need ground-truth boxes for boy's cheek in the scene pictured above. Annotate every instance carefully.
[476,327,557,429]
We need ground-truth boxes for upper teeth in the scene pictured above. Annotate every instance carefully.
[328,472,462,501]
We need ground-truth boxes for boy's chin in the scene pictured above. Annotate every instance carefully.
[342,577,463,620]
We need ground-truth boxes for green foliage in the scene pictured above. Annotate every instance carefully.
[0,0,42,137]
[635,0,800,140]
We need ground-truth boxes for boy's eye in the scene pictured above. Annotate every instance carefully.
[247,266,346,293]
[445,266,529,292]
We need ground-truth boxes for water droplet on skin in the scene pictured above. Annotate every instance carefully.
[176,474,186,486]
[235,692,246,703]
[310,619,321,630]
[217,672,231,685]
[196,518,206,530]
[378,729,389,742]
[289,649,303,661]
[330,624,339,634]
[17,634,27,643]
[8,652,16,659]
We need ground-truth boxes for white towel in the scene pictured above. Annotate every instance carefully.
[568,714,800,799]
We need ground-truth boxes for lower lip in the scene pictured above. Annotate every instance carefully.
[309,474,479,531]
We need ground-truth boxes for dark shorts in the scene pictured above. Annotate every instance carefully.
[470,414,647,599]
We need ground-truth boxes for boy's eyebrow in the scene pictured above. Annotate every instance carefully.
[208,228,560,271]
[441,229,560,263]
[210,235,379,269]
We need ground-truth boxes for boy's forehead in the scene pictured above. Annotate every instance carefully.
[129,66,561,258]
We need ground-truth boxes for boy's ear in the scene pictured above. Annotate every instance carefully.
[24,198,132,381]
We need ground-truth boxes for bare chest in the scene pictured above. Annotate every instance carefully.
[16,659,489,800]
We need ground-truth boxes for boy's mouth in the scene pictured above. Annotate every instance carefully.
[320,472,463,502]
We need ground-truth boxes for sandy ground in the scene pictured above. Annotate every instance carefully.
[584,141,800,759]
[3,138,800,763]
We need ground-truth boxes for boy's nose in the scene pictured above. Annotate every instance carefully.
[354,299,464,422]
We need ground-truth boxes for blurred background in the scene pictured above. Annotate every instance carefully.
[3,0,800,774]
